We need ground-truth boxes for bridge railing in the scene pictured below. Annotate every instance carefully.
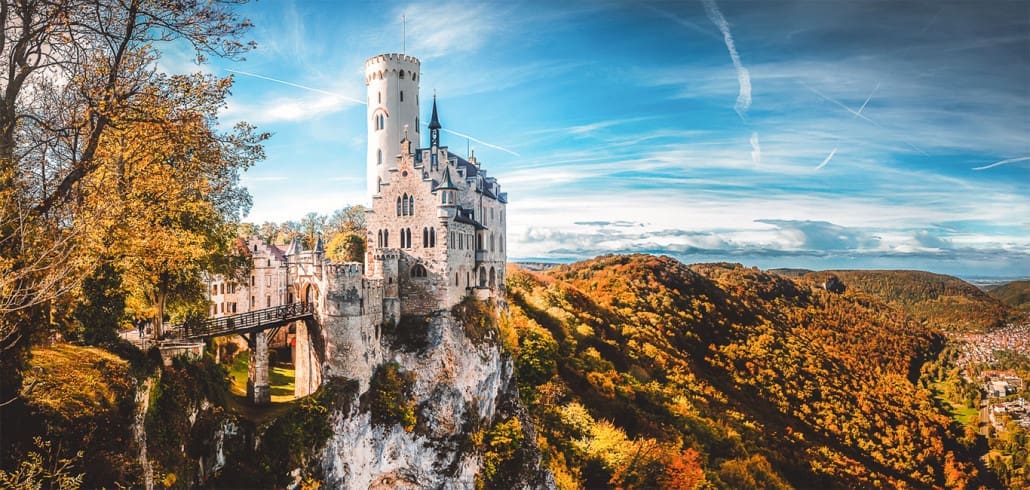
[169,302,315,340]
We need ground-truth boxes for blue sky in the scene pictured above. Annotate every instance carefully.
[169,0,1029,278]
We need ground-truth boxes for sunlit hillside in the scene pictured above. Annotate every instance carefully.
[504,255,984,488]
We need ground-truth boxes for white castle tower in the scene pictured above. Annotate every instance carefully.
[365,53,421,199]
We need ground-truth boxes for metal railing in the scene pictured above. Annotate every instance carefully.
[170,302,315,340]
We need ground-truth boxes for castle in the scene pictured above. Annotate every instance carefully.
[203,53,508,400]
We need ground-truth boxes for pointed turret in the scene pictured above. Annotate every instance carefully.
[284,236,301,256]
[429,95,441,156]
[314,233,325,255]
[429,95,441,130]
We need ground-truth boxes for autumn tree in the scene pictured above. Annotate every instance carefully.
[0,0,256,409]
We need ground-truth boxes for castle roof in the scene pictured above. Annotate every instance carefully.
[437,167,458,190]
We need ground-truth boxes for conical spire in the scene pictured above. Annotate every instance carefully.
[314,233,325,254]
[284,236,301,255]
[428,95,441,130]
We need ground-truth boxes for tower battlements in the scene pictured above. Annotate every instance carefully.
[364,53,420,68]
[327,262,363,277]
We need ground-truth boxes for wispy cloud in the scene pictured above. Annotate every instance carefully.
[436,126,521,157]
[701,0,751,119]
[973,156,1030,171]
[398,2,501,59]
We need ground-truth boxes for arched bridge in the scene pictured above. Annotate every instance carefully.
[168,302,316,340]
[165,302,318,405]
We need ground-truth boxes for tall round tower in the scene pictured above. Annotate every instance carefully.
[365,53,421,200]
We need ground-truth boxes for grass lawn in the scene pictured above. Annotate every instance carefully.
[227,350,296,404]
[930,381,979,426]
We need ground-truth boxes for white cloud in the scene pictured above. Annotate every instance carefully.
[398,2,502,59]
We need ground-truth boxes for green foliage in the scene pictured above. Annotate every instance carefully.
[146,354,232,487]
[362,362,417,431]
[257,379,356,486]
[477,417,526,489]
[505,256,986,489]
[71,262,126,346]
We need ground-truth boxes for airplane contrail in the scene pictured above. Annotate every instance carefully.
[972,156,1030,170]
[803,81,929,157]
[702,0,751,120]
[815,146,838,170]
[226,69,367,105]
[438,127,521,157]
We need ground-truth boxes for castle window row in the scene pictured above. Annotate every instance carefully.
[449,231,474,250]
[211,282,237,295]
[397,194,415,216]
[423,227,436,248]
[377,229,390,248]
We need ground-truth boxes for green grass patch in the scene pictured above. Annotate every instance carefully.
[226,351,296,404]
[930,380,979,426]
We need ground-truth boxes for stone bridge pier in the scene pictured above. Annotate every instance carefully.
[246,331,271,405]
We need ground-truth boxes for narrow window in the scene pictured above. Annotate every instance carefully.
[397,196,402,216]
[384,230,389,247]
[266,295,271,307]
[409,196,415,216]
[378,91,381,103]
[400,91,404,102]
[423,227,428,248]
[430,227,436,247]
[377,149,383,165]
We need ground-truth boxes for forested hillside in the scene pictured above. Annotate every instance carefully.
[503,255,984,488]
[801,270,1018,332]
[989,280,1030,313]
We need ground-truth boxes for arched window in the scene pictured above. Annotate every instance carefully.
[406,228,412,248]
[479,267,487,287]
[378,230,383,247]
[377,149,382,165]
[489,267,496,288]
[384,229,389,247]
[396,196,401,216]
[399,70,405,80]
[411,264,427,278]
[490,233,495,252]
[408,195,415,215]
[500,235,504,253]
[423,227,428,248]
[401,193,409,215]
[430,227,436,248]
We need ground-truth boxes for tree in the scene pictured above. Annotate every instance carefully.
[71,262,126,346]
[326,231,365,263]
[300,212,326,249]
[327,205,366,234]
[0,0,257,406]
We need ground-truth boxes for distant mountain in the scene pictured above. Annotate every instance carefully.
[988,280,1030,312]
[802,270,1019,332]
[505,255,983,488]
[767,268,813,278]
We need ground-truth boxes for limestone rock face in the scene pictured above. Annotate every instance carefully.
[318,312,547,489]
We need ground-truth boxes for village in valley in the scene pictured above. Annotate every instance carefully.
[950,323,1030,435]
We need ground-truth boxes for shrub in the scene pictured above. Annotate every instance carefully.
[362,362,417,431]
